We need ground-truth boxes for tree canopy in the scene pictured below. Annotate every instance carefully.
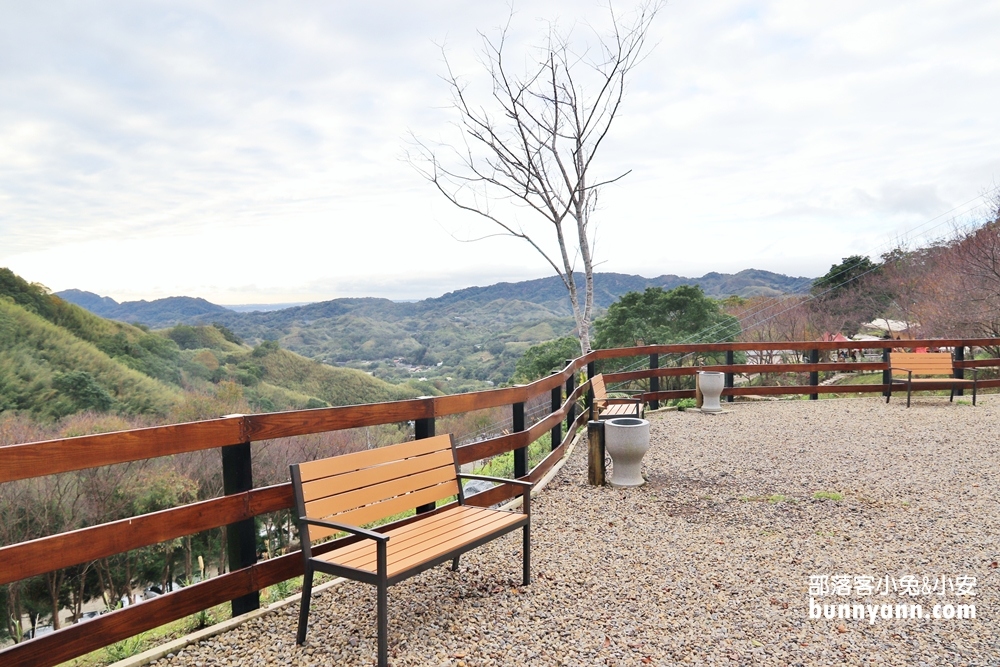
[593,285,740,349]
[512,336,581,383]
[811,255,879,296]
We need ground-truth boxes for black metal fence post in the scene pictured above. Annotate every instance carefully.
[565,360,576,433]
[725,350,735,403]
[221,436,259,617]
[954,345,965,396]
[415,415,436,513]
[550,381,562,452]
[586,361,596,419]
[513,401,526,478]
[809,348,820,400]
[882,347,891,396]
[649,353,659,411]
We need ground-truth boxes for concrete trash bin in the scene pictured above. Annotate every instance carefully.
[604,417,651,487]
[698,371,725,413]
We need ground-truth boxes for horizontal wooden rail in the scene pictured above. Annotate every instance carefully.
[0,418,245,484]
[644,378,1000,402]
[0,485,294,586]
[955,358,1000,369]
[583,338,1000,358]
[2,551,304,667]
[606,362,887,383]
[2,337,998,667]
[465,409,588,509]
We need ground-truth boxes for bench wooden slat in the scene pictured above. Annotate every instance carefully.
[330,506,505,571]
[297,435,452,482]
[302,448,455,502]
[890,352,954,376]
[329,504,490,561]
[591,374,607,403]
[305,464,457,519]
[309,481,459,541]
[386,513,522,577]
[323,507,522,577]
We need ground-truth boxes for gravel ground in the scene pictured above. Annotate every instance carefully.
[153,397,1000,666]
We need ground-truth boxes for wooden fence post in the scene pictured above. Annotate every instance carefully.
[513,401,526,478]
[415,413,436,514]
[725,350,735,403]
[809,348,820,400]
[587,420,605,486]
[221,435,259,617]
[649,353,659,410]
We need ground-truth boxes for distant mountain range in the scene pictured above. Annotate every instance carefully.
[58,269,812,329]
[56,270,812,384]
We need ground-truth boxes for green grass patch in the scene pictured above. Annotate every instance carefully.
[812,491,843,501]
[739,493,795,503]
[63,602,233,667]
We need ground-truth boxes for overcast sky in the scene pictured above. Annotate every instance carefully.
[3,1,999,304]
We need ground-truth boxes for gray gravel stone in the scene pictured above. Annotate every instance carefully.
[156,397,1000,666]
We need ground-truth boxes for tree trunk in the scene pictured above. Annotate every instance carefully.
[185,535,193,584]
[46,569,64,630]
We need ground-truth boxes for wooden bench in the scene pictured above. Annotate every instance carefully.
[886,351,978,407]
[289,434,531,667]
[590,373,643,419]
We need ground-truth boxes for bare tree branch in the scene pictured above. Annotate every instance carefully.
[407,2,663,352]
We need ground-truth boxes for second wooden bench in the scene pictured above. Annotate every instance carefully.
[887,351,977,407]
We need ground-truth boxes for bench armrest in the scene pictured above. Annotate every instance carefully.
[458,474,533,489]
[299,517,389,543]
[458,474,531,515]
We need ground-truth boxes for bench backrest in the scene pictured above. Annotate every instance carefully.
[591,374,608,405]
[891,351,954,378]
[290,434,459,542]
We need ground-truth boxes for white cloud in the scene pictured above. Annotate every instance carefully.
[2,0,999,301]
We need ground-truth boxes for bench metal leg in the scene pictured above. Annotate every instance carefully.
[950,387,955,402]
[451,556,460,571]
[906,383,912,408]
[377,581,388,667]
[973,382,977,406]
[522,524,530,586]
[296,566,313,645]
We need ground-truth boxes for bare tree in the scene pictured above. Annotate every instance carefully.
[409,2,661,353]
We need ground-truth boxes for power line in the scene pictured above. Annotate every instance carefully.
[606,186,999,380]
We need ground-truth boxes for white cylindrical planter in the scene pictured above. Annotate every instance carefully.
[604,417,651,488]
[698,371,725,413]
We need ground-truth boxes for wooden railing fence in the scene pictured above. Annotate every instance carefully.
[1,338,998,666]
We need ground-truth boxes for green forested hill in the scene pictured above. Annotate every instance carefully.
[0,269,418,421]
[56,268,813,386]
[0,297,183,419]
